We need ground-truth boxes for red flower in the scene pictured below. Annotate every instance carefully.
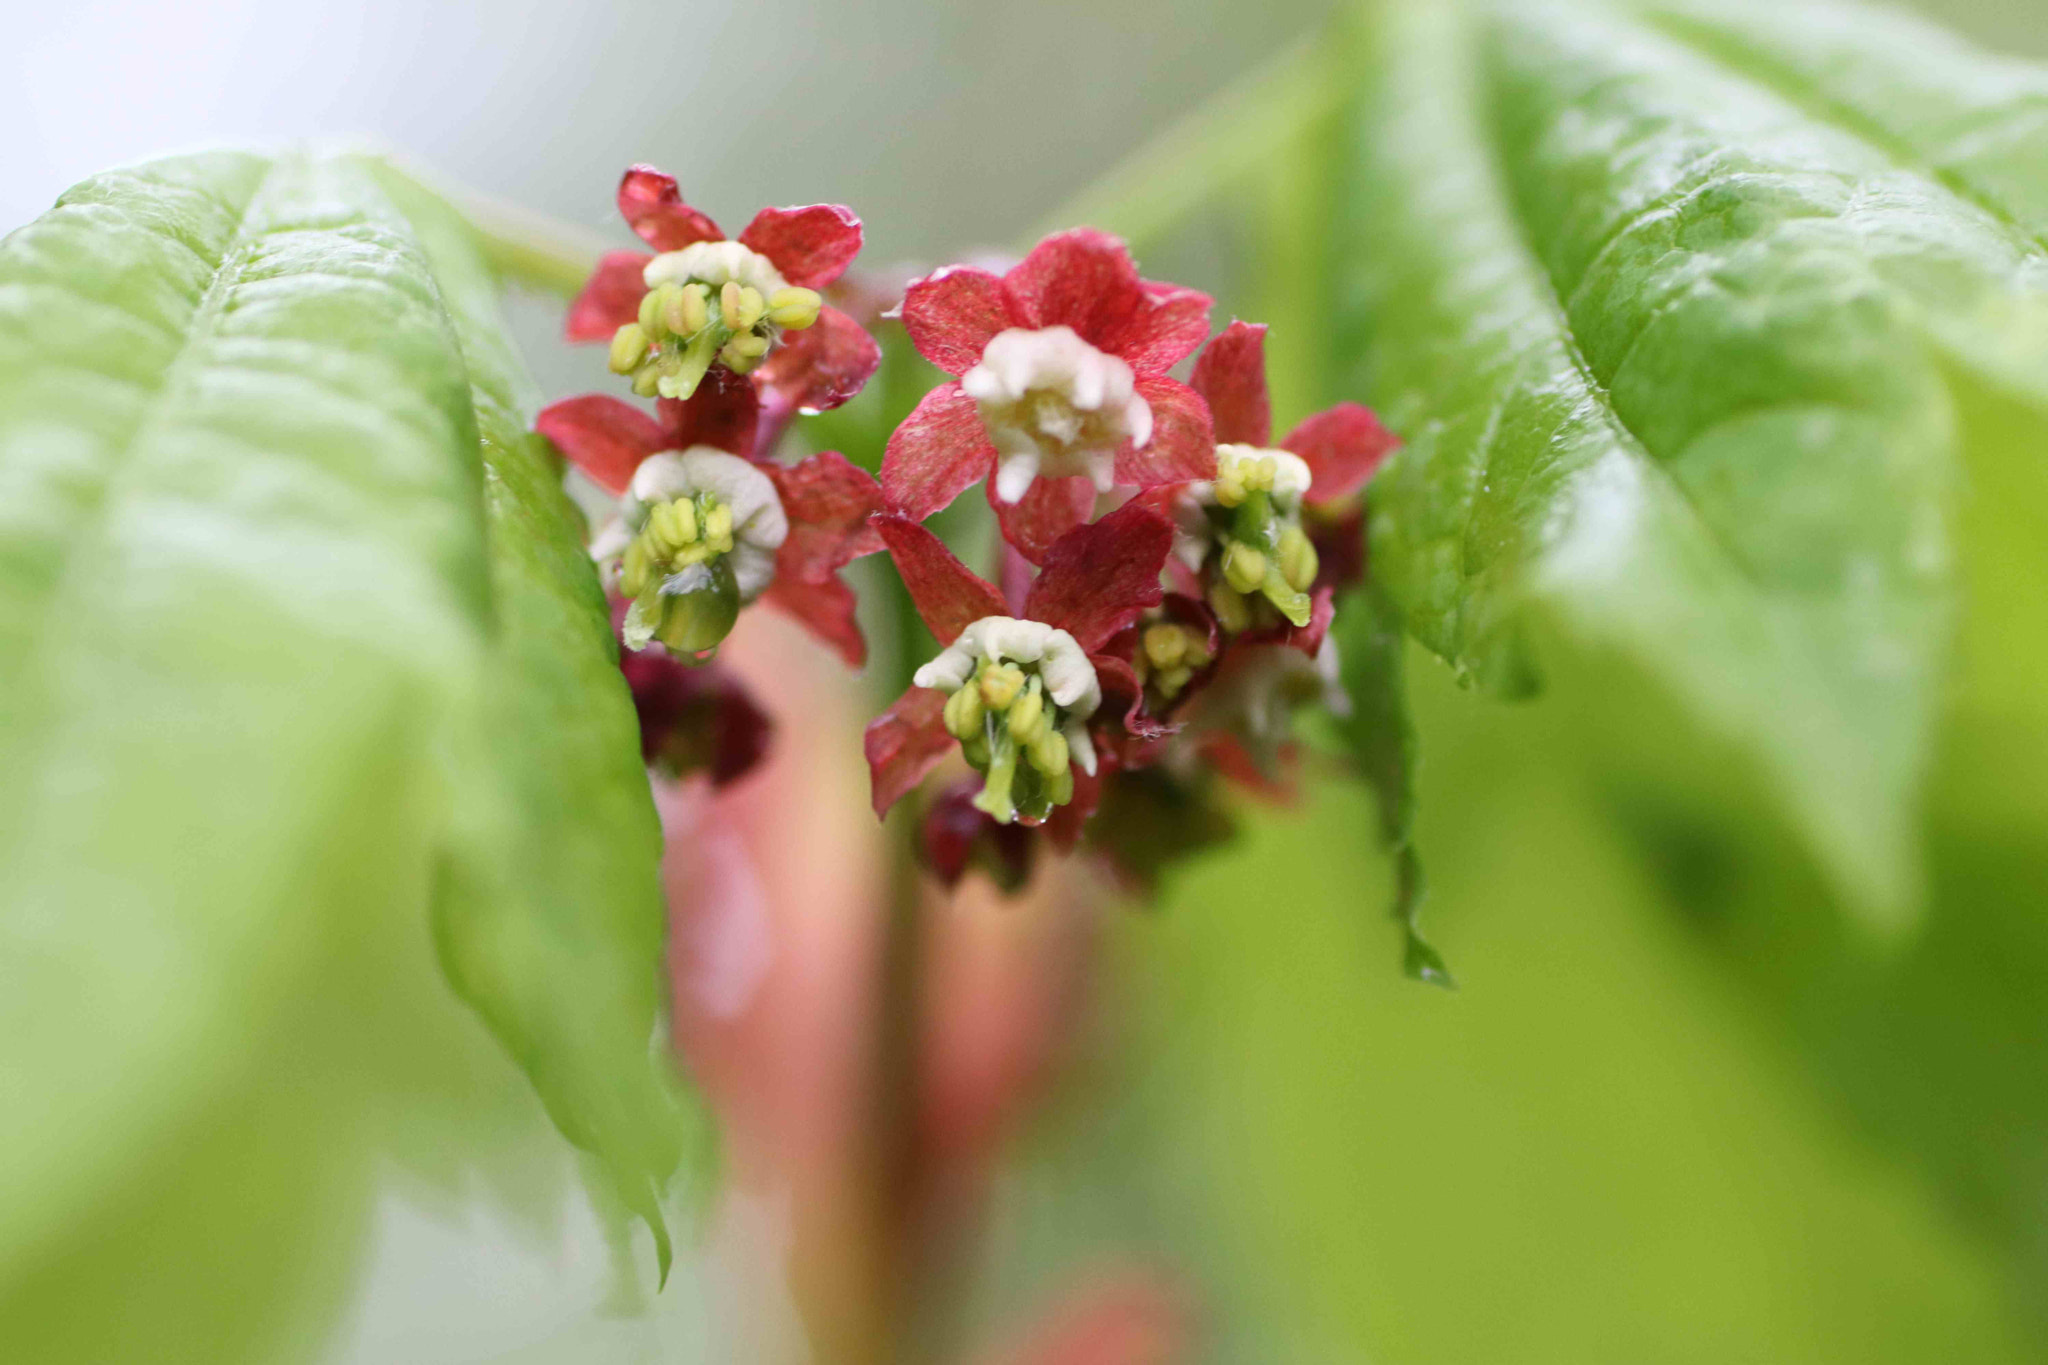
[1152,320,1400,636]
[566,166,880,426]
[882,230,1216,562]
[536,379,883,666]
[863,504,1174,827]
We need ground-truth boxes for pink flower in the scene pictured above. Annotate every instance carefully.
[566,166,881,426]
[882,230,1216,562]
[536,378,884,666]
[864,503,1175,827]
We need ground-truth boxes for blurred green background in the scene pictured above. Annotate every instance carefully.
[9,1,2048,1361]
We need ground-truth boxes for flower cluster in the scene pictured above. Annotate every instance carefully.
[535,170,1400,888]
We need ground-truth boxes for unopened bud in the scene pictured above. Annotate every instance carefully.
[1278,525,1319,591]
[608,323,649,374]
[1222,541,1268,594]
[767,286,823,329]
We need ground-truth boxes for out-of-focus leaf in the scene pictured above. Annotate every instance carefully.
[1332,585,1451,986]
[371,164,691,1281]
[0,151,492,1353]
[1339,0,2048,930]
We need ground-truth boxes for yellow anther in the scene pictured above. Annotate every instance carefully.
[676,283,711,335]
[674,540,715,567]
[701,501,734,550]
[1278,525,1319,592]
[631,363,662,397]
[1143,623,1188,670]
[719,281,744,327]
[978,663,1025,709]
[637,287,665,334]
[727,285,767,332]
[1027,728,1069,777]
[1222,541,1268,595]
[1208,580,1252,634]
[1254,455,1279,491]
[767,286,823,329]
[620,538,651,598]
[719,337,768,373]
[671,497,699,545]
[1007,686,1046,745]
[647,500,681,551]
[944,683,985,740]
[1155,665,1193,699]
[1214,466,1248,508]
[608,323,649,375]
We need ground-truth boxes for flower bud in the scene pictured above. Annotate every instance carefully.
[1222,541,1268,594]
[650,559,742,656]
[608,323,649,375]
[767,287,823,329]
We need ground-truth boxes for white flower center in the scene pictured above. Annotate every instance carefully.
[643,241,790,299]
[959,327,1152,503]
[913,615,1101,774]
[593,447,787,602]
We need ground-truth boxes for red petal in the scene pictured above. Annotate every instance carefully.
[1023,502,1172,653]
[535,393,666,497]
[1282,402,1401,504]
[900,265,1016,375]
[1190,320,1272,446]
[881,381,996,521]
[1042,749,1112,854]
[919,778,1034,890]
[1101,280,1214,373]
[1113,376,1216,489]
[1091,652,1174,742]
[754,305,881,421]
[656,368,760,457]
[991,474,1095,567]
[873,514,1007,645]
[1002,228,1147,354]
[770,452,885,581]
[761,576,867,668]
[617,165,723,251]
[566,250,653,342]
[738,204,864,290]
[865,688,955,817]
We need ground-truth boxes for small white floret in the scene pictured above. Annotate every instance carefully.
[961,327,1152,504]
[643,241,791,299]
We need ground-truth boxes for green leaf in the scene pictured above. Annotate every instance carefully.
[1338,0,2048,931]
[0,148,690,1355]
[368,163,692,1281]
[0,150,493,1348]
[1333,585,1452,987]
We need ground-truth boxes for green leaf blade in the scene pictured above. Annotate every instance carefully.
[0,150,492,1301]
[1343,0,2048,929]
